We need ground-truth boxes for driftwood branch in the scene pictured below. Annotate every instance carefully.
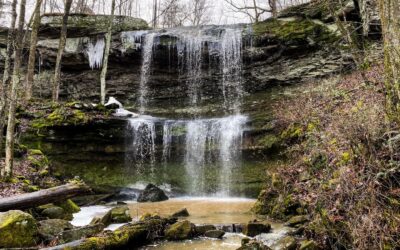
[0,183,91,212]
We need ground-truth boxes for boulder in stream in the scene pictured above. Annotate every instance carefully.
[0,210,39,248]
[171,208,189,217]
[59,223,105,243]
[195,224,216,235]
[38,219,74,243]
[91,205,132,227]
[204,229,225,239]
[242,221,271,237]
[270,236,298,250]
[238,240,271,250]
[137,184,169,202]
[165,220,195,240]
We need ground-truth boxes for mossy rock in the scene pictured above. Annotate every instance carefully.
[110,206,132,223]
[238,240,271,250]
[195,224,216,235]
[40,205,73,220]
[242,222,271,237]
[270,236,297,250]
[31,107,89,130]
[165,220,195,240]
[204,229,225,239]
[0,210,39,248]
[252,189,279,215]
[38,219,74,243]
[252,18,339,46]
[285,215,309,227]
[56,199,81,214]
[59,224,104,244]
[40,14,149,38]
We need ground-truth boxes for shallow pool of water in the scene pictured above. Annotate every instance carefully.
[128,197,256,224]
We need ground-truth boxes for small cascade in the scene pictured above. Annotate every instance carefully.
[138,33,156,114]
[176,30,205,105]
[220,28,244,112]
[86,38,105,69]
[126,117,157,172]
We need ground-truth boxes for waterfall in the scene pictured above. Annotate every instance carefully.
[176,30,204,105]
[86,38,105,69]
[138,33,156,114]
[123,26,248,196]
[126,117,157,172]
[220,28,244,113]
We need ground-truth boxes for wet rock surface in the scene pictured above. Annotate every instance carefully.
[137,184,169,202]
[242,221,271,237]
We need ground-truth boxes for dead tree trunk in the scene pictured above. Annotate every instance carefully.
[0,0,17,159]
[3,0,27,179]
[25,0,43,101]
[379,0,400,119]
[0,183,90,211]
[100,0,116,105]
[52,0,73,102]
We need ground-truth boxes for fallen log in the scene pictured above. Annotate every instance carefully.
[0,183,91,212]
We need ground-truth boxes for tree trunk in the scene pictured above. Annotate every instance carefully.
[269,0,277,18]
[3,0,27,179]
[0,0,17,159]
[379,0,400,118]
[0,183,90,211]
[25,0,43,101]
[100,0,116,105]
[52,0,73,102]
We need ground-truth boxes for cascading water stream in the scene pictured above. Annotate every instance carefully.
[138,33,156,114]
[123,26,247,196]
[220,28,244,113]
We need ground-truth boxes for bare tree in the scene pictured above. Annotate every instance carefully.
[160,0,189,28]
[100,0,116,104]
[188,0,211,26]
[224,0,274,23]
[3,0,27,179]
[0,0,17,160]
[379,0,400,118]
[52,0,73,102]
[25,0,43,101]
[152,0,158,28]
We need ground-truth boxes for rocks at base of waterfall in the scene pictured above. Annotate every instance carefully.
[58,224,105,244]
[238,239,272,250]
[195,224,216,235]
[270,236,298,250]
[171,208,189,218]
[91,205,132,227]
[137,184,169,202]
[204,229,225,239]
[242,221,272,237]
[38,204,73,221]
[164,220,196,241]
[38,219,74,243]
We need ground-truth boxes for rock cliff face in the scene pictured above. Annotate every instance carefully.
[31,2,367,110]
